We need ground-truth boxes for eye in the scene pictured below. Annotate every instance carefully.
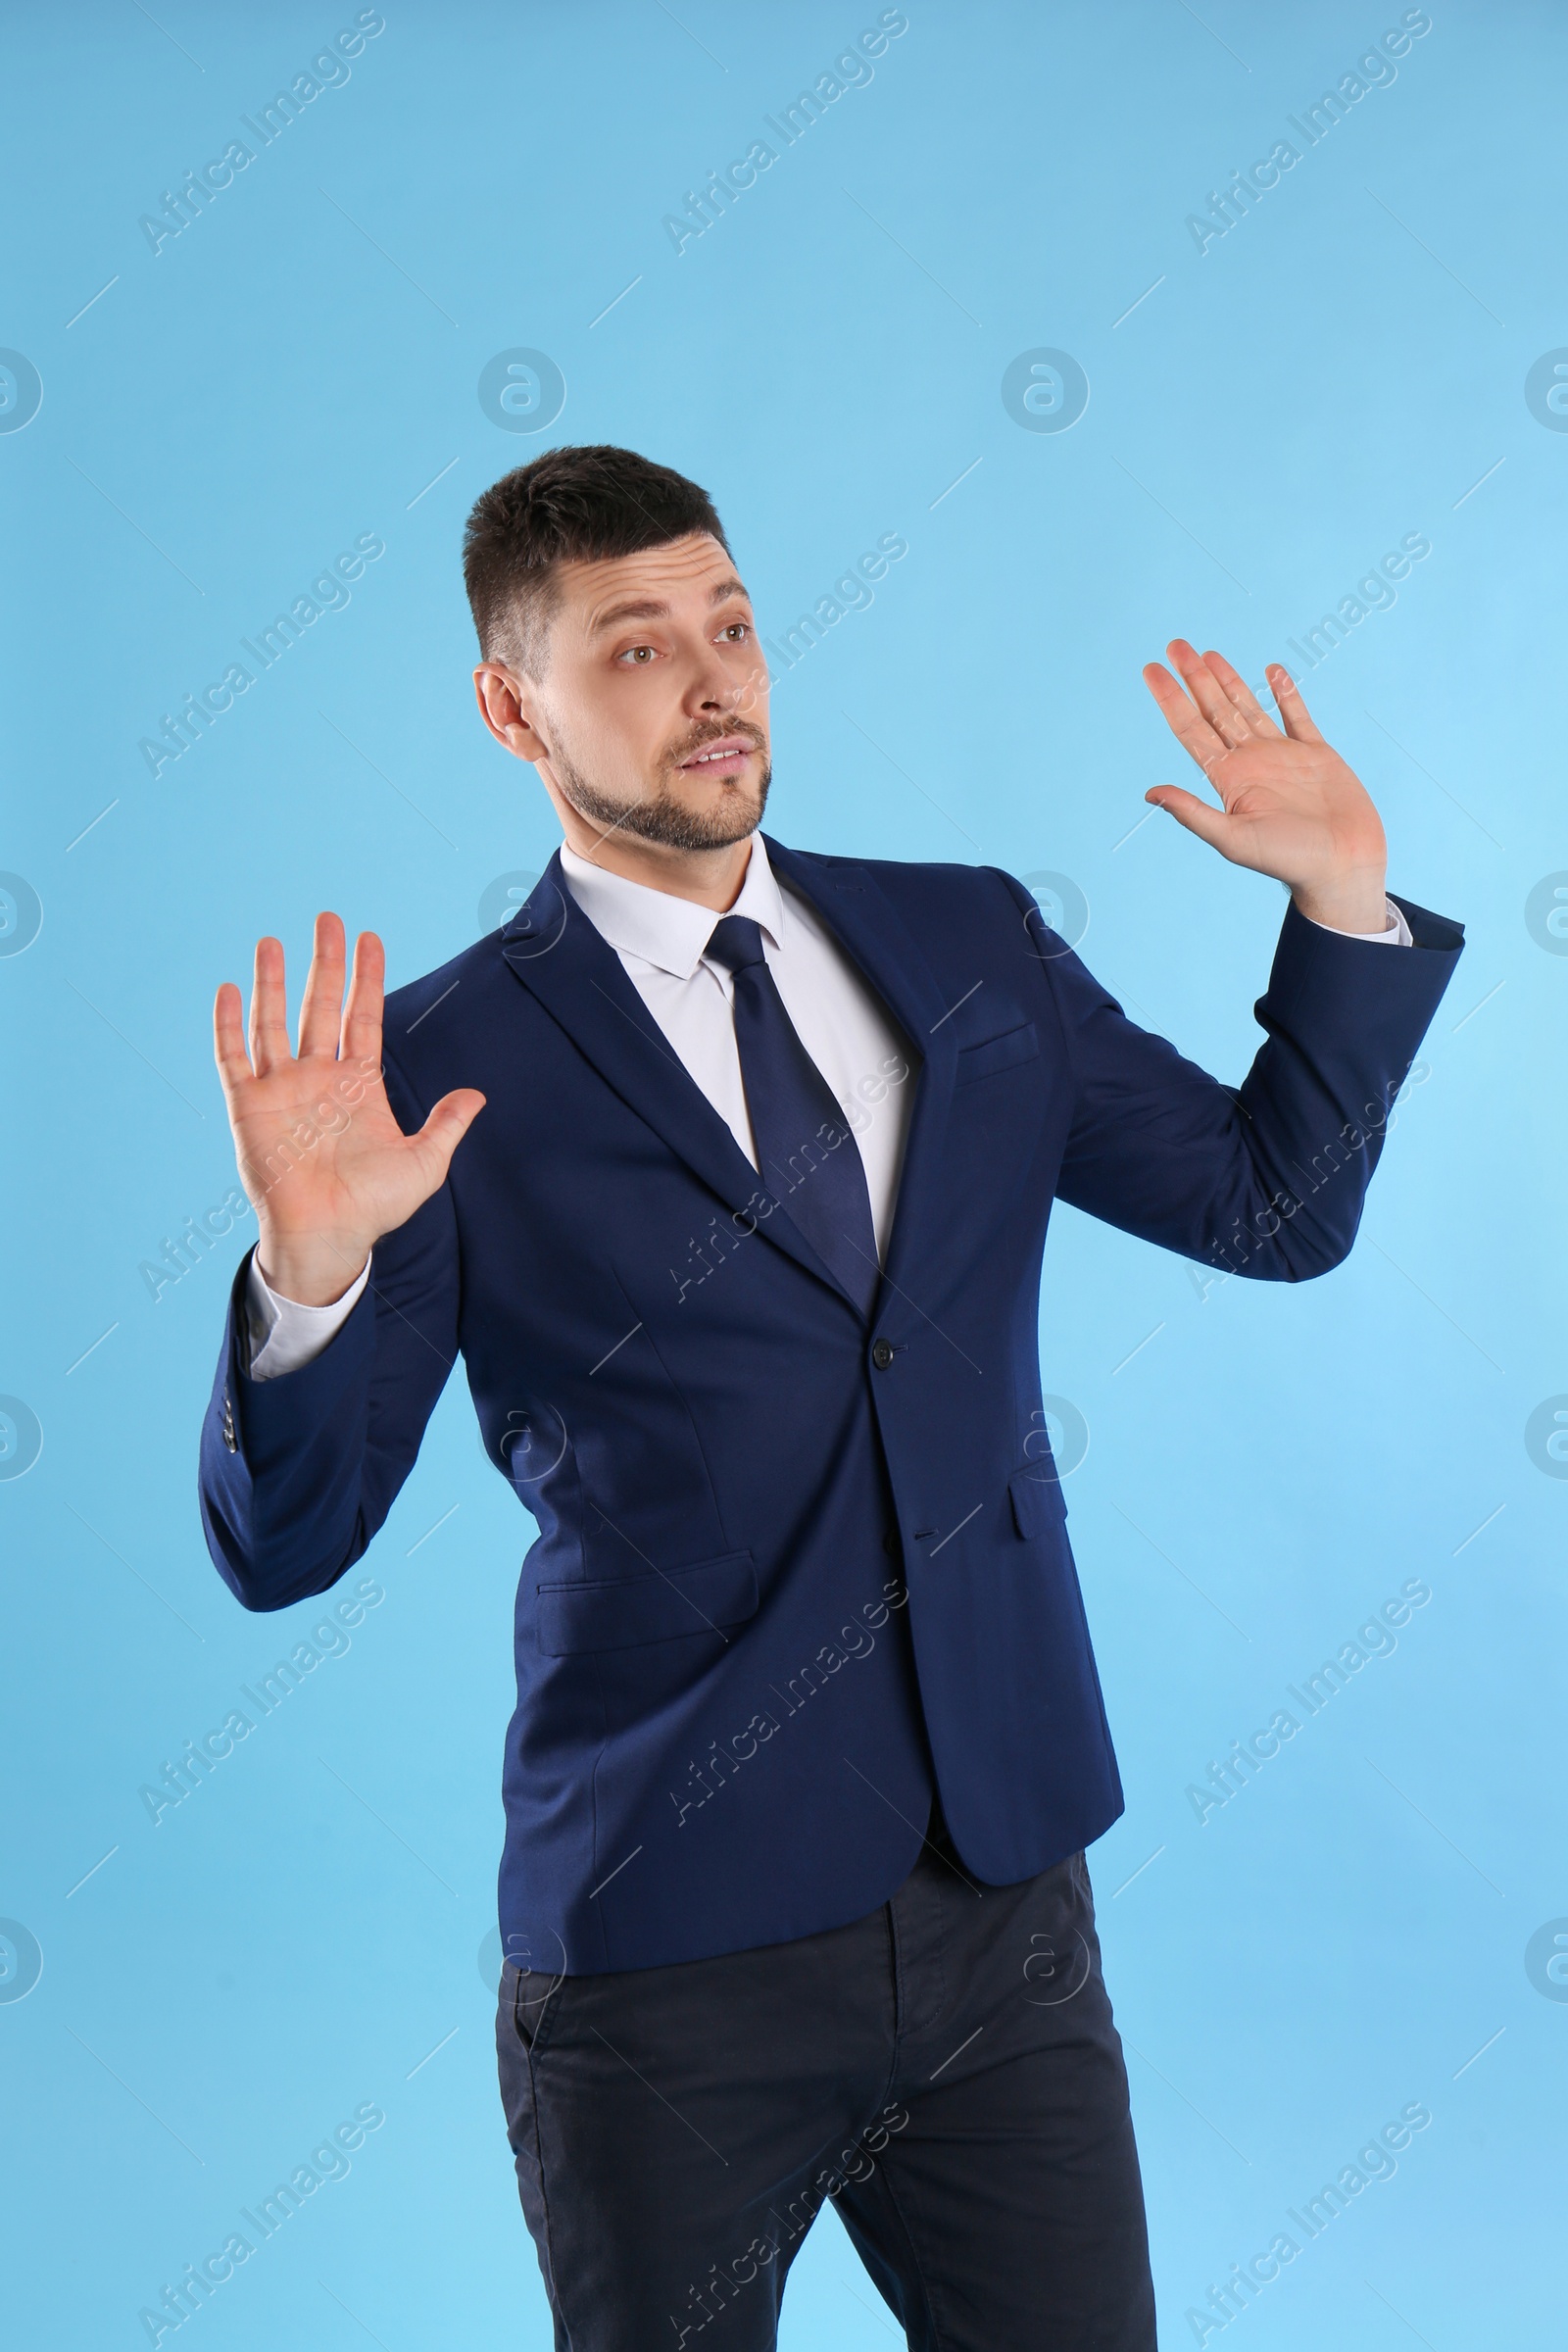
[617,644,657,664]
[718,620,751,644]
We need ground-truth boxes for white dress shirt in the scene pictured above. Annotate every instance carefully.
[244,846,1410,1380]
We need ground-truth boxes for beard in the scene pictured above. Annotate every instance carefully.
[551,729,771,853]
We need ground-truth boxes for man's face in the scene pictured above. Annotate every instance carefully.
[478,531,771,854]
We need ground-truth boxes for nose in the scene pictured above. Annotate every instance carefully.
[682,644,735,713]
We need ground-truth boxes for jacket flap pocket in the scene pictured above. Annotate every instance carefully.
[1009,1468,1068,1539]
[955,1021,1040,1085]
[537,1550,758,1655]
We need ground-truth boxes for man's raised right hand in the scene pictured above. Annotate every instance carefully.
[214,912,486,1306]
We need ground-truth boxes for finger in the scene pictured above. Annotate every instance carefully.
[340,930,386,1068]
[297,911,348,1060]
[248,936,293,1078]
[408,1089,487,1182]
[1145,782,1239,855]
[1165,640,1253,749]
[1142,662,1228,781]
[213,980,254,1089]
[1266,662,1325,744]
[1200,648,1282,738]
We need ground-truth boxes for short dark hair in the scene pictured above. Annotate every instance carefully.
[462,444,731,678]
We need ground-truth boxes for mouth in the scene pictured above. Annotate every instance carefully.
[678,736,755,778]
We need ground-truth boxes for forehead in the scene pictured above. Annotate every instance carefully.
[556,532,746,636]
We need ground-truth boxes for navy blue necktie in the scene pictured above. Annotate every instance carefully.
[705,914,880,1317]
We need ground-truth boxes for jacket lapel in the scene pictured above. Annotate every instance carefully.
[499,854,849,1305]
[499,842,962,1315]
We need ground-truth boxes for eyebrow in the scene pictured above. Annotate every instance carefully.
[588,575,751,635]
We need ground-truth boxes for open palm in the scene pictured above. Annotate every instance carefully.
[214,913,485,1304]
[1142,641,1388,933]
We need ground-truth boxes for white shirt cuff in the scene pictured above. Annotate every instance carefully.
[1304,896,1411,947]
[245,1250,371,1383]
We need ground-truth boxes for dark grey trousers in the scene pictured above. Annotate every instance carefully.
[495,1803,1156,2349]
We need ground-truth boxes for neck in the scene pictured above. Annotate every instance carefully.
[557,812,755,912]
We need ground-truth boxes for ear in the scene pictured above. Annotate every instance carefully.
[474,662,549,762]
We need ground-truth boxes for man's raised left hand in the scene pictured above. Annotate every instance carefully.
[1142,639,1390,936]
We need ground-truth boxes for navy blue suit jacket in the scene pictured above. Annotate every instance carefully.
[199,843,1462,1974]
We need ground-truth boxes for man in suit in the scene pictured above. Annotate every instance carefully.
[200,444,1462,2348]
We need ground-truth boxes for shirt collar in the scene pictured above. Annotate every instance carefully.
[558,833,785,980]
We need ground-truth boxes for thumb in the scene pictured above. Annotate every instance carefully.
[410,1088,487,1177]
[1145,784,1236,857]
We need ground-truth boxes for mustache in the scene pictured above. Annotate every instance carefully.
[667,721,767,767]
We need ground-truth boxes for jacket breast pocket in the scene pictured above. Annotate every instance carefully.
[1008,1468,1069,1540]
[536,1549,758,1655]
[954,1021,1040,1086]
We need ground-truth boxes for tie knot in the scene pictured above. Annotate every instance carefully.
[705,913,768,975]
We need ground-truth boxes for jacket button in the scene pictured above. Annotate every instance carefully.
[871,1339,895,1371]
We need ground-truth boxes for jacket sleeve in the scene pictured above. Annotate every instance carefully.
[997,872,1465,1281]
[197,1049,461,1611]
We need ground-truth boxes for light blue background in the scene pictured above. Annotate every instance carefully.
[3,4,1564,2344]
